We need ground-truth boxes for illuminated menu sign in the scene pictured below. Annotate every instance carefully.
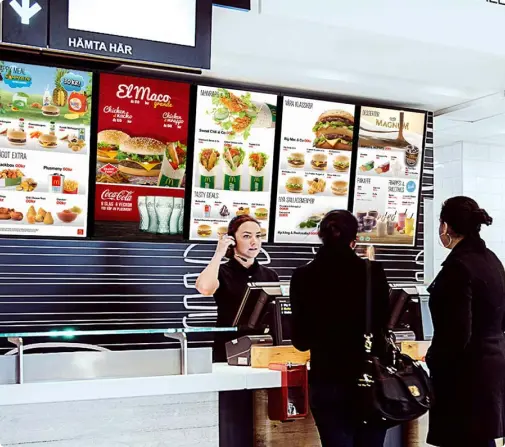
[0,60,92,237]
[189,86,277,241]
[352,107,426,246]
[273,97,357,244]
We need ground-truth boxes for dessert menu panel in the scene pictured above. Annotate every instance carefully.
[94,74,190,239]
[352,107,426,246]
[273,97,356,244]
[189,86,277,241]
[0,60,92,237]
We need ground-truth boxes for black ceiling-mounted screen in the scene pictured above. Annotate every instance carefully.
[1,0,213,70]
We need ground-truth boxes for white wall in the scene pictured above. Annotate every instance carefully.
[434,141,505,272]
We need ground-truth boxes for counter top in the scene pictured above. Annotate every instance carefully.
[0,363,282,406]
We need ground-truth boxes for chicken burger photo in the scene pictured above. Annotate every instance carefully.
[313,110,354,150]
[311,153,328,171]
[287,152,305,169]
[197,224,212,238]
[333,155,350,172]
[285,176,304,194]
[255,207,268,220]
[39,133,58,149]
[41,105,60,117]
[117,137,166,179]
[97,130,130,164]
[7,129,26,146]
[331,180,349,196]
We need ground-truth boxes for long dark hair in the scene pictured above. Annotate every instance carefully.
[225,215,261,258]
[318,210,358,248]
[440,196,493,238]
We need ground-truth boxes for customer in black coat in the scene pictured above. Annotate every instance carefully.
[290,210,390,447]
[427,196,505,447]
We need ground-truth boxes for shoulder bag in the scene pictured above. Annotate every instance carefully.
[356,260,433,428]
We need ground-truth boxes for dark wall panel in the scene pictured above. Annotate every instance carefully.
[0,113,433,352]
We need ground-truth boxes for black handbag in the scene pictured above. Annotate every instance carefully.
[356,260,433,428]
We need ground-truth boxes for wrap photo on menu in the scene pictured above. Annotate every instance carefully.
[94,73,190,241]
[353,107,426,246]
[0,60,92,238]
[158,141,187,188]
[189,86,277,241]
[199,148,220,189]
[274,96,357,244]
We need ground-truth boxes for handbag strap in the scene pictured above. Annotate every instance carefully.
[365,259,373,335]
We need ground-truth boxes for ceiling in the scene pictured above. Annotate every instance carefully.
[209,0,505,145]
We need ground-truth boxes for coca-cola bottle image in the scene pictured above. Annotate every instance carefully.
[137,196,149,232]
[146,196,158,233]
[155,196,173,234]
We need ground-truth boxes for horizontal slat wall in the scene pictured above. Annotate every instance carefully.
[0,113,433,352]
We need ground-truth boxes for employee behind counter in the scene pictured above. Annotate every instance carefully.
[196,215,278,362]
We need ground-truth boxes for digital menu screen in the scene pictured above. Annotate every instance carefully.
[352,107,426,246]
[273,97,356,244]
[0,60,92,237]
[94,73,190,240]
[189,86,277,241]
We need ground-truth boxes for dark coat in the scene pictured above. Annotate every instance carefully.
[290,245,390,384]
[427,236,505,446]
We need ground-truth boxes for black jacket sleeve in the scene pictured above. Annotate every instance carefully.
[290,268,312,352]
[428,260,472,371]
[372,262,391,336]
[371,262,391,354]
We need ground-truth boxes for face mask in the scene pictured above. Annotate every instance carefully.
[438,224,452,249]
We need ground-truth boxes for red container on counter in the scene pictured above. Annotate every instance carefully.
[268,363,308,422]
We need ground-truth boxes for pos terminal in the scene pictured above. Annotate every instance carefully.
[225,281,292,366]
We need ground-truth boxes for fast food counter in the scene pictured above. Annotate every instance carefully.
[0,327,285,447]
[0,326,406,447]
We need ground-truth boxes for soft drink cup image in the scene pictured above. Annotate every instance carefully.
[138,196,149,232]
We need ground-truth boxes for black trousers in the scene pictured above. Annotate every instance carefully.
[310,383,387,447]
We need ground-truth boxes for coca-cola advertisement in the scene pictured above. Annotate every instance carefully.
[94,73,190,240]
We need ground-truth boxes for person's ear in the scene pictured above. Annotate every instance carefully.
[441,222,449,235]
[350,240,357,249]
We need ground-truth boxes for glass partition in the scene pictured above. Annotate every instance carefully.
[0,327,236,338]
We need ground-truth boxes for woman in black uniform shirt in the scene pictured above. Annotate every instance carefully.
[196,215,278,362]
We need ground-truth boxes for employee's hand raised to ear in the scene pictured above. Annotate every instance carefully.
[215,235,235,259]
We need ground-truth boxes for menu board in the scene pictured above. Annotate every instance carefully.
[94,74,190,240]
[0,60,92,237]
[273,97,356,244]
[353,107,426,246]
[189,86,277,241]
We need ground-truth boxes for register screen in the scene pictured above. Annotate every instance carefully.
[68,0,197,47]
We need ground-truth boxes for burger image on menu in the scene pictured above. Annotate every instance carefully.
[97,130,130,164]
[7,129,26,146]
[331,180,348,196]
[217,226,228,238]
[117,137,166,179]
[312,110,354,150]
[197,224,212,238]
[311,153,328,171]
[254,207,268,220]
[41,105,60,117]
[333,155,350,172]
[39,133,58,149]
[287,152,305,169]
[285,176,304,194]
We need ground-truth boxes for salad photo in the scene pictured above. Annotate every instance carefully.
[208,88,275,140]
